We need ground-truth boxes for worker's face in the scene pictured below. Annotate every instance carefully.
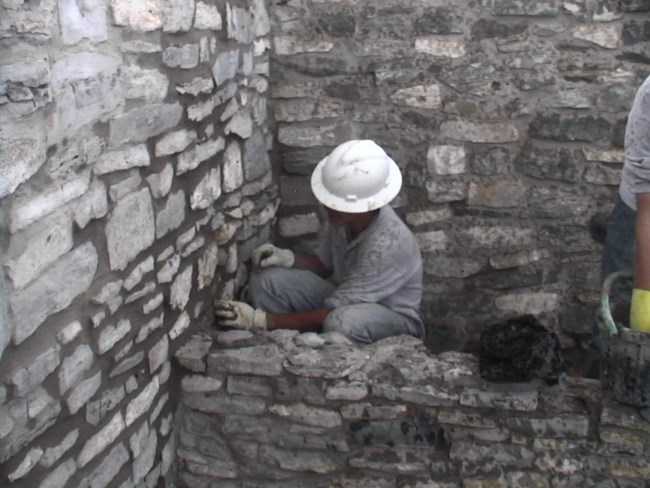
[323,207,356,226]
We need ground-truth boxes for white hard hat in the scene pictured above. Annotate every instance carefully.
[310,140,402,213]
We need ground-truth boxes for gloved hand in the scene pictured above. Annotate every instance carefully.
[630,289,650,333]
[214,300,267,330]
[252,244,295,269]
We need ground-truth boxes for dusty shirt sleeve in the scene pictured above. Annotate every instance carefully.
[623,76,650,201]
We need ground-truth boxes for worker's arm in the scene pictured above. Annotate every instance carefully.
[631,192,650,331]
[267,308,330,331]
[293,253,330,277]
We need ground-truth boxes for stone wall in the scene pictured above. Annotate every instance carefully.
[175,330,650,487]
[269,0,650,351]
[0,0,274,486]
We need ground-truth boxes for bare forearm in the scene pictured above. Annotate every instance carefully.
[635,192,650,290]
[293,253,330,277]
[267,308,330,332]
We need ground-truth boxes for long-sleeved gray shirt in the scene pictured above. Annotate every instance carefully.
[316,205,424,336]
[620,74,650,211]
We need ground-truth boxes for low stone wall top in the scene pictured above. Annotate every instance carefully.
[174,330,650,487]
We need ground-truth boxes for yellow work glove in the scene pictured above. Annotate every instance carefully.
[252,244,295,269]
[214,300,267,330]
[630,289,650,333]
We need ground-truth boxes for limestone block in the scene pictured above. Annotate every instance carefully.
[59,344,94,395]
[39,458,76,488]
[190,169,222,210]
[450,442,535,476]
[121,65,169,101]
[149,335,169,374]
[260,444,341,474]
[187,96,216,121]
[6,211,73,290]
[57,321,82,345]
[251,0,270,36]
[10,242,98,345]
[10,171,91,232]
[273,36,333,55]
[50,52,122,143]
[440,120,519,143]
[326,381,369,401]
[66,370,101,414]
[8,447,43,482]
[150,389,169,421]
[584,164,621,186]
[136,314,164,344]
[147,163,174,199]
[176,77,215,96]
[133,430,157,483]
[169,311,191,340]
[108,103,183,147]
[78,442,129,488]
[106,188,155,271]
[427,145,466,175]
[390,84,443,109]
[284,345,368,379]
[414,38,466,58]
[77,412,125,467]
[40,429,79,468]
[124,257,155,291]
[0,120,47,198]
[162,0,195,32]
[211,50,239,86]
[268,403,342,428]
[156,190,187,239]
[227,4,254,43]
[406,209,453,226]
[198,243,218,290]
[121,40,162,53]
[278,120,355,148]
[225,109,253,138]
[208,344,283,376]
[490,249,548,270]
[73,179,109,229]
[573,24,620,49]
[416,231,448,253]
[170,266,193,310]
[175,333,212,372]
[111,0,162,31]
[58,0,107,45]
[155,129,197,157]
[278,213,320,238]
[98,319,131,355]
[109,171,142,201]
[460,387,538,411]
[457,225,534,248]
[125,377,159,426]
[195,2,222,30]
[495,292,559,315]
[529,113,610,143]
[468,180,526,207]
[244,129,270,180]
[508,413,589,438]
[177,137,225,174]
[158,254,181,283]
[125,282,156,305]
[143,294,164,315]
[182,375,224,393]
[162,44,200,69]
[515,145,580,182]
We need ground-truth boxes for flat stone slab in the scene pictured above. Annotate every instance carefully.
[284,345,369,379]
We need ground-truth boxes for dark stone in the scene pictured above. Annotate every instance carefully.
[613,118,627,148]
[401,111,438,129]
[318,13,356,37]
[616,51,650,65]
[274,54,359,77]
[279,146,330,175]
[515,145,581,182]
[279,176,318,206]
[414,9,463,35]
[559,304,596,335]
[438,62,498,93]
[369,58,425,86]
[513,71,556,91]
[244,129,270,181]
[349,416,446,448]
[324,81,366,101]
[529,113,611,143]
[275,376,326,406]
[471,19,527,40]
[465,270,546,290]
[539,225,593,249]
[621,0,650,11]
[596,84,637,112]
[588,211,609,245]
[622,21,650,45]
[470,147,512,176]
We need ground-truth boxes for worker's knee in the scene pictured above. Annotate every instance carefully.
[323,307,371,346]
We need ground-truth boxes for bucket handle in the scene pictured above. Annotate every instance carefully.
[600,270,634,337]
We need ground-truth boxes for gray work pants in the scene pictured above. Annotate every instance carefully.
[248,267,418,347]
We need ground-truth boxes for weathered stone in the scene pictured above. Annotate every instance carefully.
[468,180,526,207]
[507,414,589,437]
[98,319,131,355]
[427,145,466,175]
[73,180,109,229]
[0,123,47,199]
[66,370,101,414]
[8,446,43,481]
[156,129,197,157]
[149,335,169,373]
[78,442,129,488]
[414,38,466,58]
[10,242,98,345]
[284,345,368,379]
[494,0,559,16]
[573,24,620,49]
[460,387,538,411]
[158,254,181,284]
[529,113,611,142]
[58,344,94,394]
[177,137,225,174]
[162,0,195,32]
[126,377,159,426]
[105,189,155,271]
[108,171,141,201]
[190,168,222,210]
[86,385,125,426]
[78,412,125,467]
[208,344,283,376]
[109,103,183,147]
[111,0,162,31]
[163,44,200,69]
[122,65,169,101]
[244,129,271,181]
[441,120,519,143]
[495,292,559,314]
[133,430,157,483]
[156,190,187,238]
[170,266,193,311]
[146,163,174,199]
[212,50,239,86]
[416,231,449,252]
[260,445,342,474]
[39,458,76,488]
[195,2,222,30]
[391,84,442,109]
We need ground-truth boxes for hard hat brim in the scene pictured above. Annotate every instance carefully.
[310,152,403,213]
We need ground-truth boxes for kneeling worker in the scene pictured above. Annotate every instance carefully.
[214,139,425,346]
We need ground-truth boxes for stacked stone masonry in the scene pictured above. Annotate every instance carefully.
[176,331,650,487]
[2,0,650,486]
[1,0,274,486]
[269,0,650,351]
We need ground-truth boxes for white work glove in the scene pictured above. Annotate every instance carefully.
[252,243,295,269]
[213,300,267,330]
